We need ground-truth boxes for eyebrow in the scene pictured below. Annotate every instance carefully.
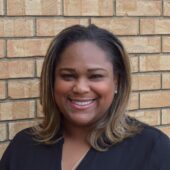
[58,68,107,72]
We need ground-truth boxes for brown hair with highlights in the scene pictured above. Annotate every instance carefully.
[32,24,143,151]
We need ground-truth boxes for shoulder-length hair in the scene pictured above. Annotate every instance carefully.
[32,24,142,151]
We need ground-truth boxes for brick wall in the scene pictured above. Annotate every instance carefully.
[0,0,170,158]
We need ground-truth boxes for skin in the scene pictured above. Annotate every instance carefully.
[55,41,117,128]
[54,41,117,170]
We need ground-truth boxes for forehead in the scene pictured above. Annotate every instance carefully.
[57,41,113,69]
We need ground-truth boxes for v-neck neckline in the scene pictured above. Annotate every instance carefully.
[76,147,96,170]
[55,138,96,170]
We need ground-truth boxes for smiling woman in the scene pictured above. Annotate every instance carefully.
[0,24,170,170]
[54,41,117,128]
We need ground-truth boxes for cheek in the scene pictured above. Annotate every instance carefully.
[54,82,69,108]
[94,81,116,98]
[54,81,71,109]
[54,80,72,95]
[93,83,115,118]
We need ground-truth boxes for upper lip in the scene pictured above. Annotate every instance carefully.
[68,97,96,101]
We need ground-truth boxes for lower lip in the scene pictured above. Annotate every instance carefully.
[68,99,96,110]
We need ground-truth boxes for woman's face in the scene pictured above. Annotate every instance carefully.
[54,41,117,127]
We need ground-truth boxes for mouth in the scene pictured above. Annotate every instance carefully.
[67,97,97,110]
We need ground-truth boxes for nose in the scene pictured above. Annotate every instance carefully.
[72,78,90,94]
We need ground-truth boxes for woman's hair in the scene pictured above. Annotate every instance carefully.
[32,24,143,151]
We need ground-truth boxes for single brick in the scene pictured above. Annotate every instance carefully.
[0,123,7,141]
[132,73,161,91]
[163,1,170,16]
[0,142,9,160]
[120,37,161,54]
[130,56,138,73]
[0,40,5,58]
[9,120,36,139]
[7,0,25,15]
[7,38,51,57]
[91,18,139,35]
[8,79,40,99]
[140,54,170,72]
[162,36,170,52]
[158,126,170,137]
[64,0,114,16]
[140,90,170,109]
[0,81,6,99]
[0,0,4,15]
[0,100,35,120]
[0,18,34,37]
[162,73,170,89]
[0,59,34,79]
[116,0,161,16]
[162,109,170,124]
[37,18,88,36]
[7,0,62,16]
[128,92,139,110]
[128,109,160,126]
[36,59,44,77]
[140,18,170,35]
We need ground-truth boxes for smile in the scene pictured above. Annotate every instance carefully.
[71,100,94,106]
[68,98,97,110]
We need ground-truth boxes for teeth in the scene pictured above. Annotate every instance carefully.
[75,101,92,106]
[71,100,94,106]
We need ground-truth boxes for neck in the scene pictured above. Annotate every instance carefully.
[63,122,91,143]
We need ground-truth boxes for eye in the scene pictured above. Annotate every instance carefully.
[60,74,76,81]
[89,74,104,80]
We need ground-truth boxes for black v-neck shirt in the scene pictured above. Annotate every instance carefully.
[0,125,170,170]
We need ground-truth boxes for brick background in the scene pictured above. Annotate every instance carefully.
[0,0,4,15]
[0,18,34,37]
[36,18,88,36]
[7,0,62,16]
[0,0,170,159]
[91,18,139,35]
[0,40,5,58]
[63,0,114,16]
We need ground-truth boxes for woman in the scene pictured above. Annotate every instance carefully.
[0,24,170,170]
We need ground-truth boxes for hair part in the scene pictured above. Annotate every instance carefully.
[32,24,143,151]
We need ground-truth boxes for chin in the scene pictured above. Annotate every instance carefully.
[67,117,96,127]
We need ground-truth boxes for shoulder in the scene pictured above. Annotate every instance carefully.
[108,124,170,160]
[138,124,169,138]
[127,124,170,149]
[0,127,59,169]
[136,125,170,144]
[143,126,170,167]
[1,127,36,155]
[105,125,170,169]
[1,127,37,156]
[11,127,35,145]
[145,125,170,151]
[0,128,34,169]
[128,125,170,169]
[4,127,39,153]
